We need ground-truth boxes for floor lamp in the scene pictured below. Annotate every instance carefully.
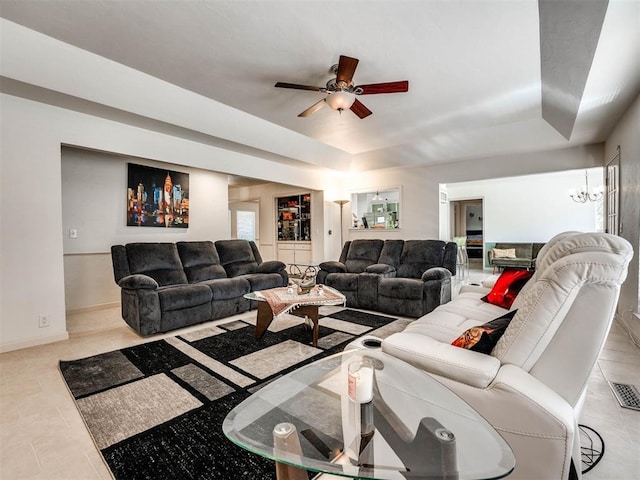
[334,200,350,246]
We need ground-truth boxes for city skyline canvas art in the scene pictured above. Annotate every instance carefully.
[127,163,189,228]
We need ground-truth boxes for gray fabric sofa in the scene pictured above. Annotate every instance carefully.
[316,239,456,318]
[488,242,545,273]
[111,239,288,335]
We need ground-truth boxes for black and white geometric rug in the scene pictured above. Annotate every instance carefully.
[59,308,410,480]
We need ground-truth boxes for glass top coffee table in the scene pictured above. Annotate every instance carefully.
[223,349,515,480]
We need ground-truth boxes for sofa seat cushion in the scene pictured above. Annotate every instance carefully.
[125,243,188,286]
[438,291,509,320]
[491,258,532,268]
[404,291,509,343]
[177,241,227,283]
[378,277,424,299]
[202,277,251,300]
[240,273,284,292]
[157,284,212,312]
[325,272,360,291]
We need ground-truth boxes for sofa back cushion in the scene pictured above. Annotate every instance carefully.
[344,239,384,273]
[396,240,447,278]
[532,242,546,260]
[215,239,258,277]
[338,241,352,264]
[125,243,188,286]
[177,241,227,283]
[378,239,405,267]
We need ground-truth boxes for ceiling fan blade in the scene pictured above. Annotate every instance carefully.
[275,82,322,92]
[336,55,359,86]
[350,98,372,119]
[298,99,326,117]
[356,81,409,95]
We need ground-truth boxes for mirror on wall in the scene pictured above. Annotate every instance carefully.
[350,188,401,229]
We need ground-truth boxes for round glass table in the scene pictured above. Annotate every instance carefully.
[223,348,514,480]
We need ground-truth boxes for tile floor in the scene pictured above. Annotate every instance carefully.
[1,269,638,479]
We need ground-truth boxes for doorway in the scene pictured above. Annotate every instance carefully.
[450,199,484,270]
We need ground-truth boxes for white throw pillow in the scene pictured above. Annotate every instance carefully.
[493,248,517,258]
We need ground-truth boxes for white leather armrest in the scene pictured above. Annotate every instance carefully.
[433,364,577,479]
[492,365,575,425]
[382,332,500,388]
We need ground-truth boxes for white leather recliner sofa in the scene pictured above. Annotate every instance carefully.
[379,231,633,479]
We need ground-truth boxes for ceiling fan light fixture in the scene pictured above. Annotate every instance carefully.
[325,91,356,111]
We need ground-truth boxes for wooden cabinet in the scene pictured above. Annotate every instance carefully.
[277,241,312,264]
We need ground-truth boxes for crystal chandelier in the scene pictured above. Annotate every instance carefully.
[569,170,603,203]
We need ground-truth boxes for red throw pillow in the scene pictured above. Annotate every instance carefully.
[481,268,533,309]
[451,309,518,354]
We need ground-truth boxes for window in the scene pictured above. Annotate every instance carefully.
[605,147,620,235]
[236,211,256,241]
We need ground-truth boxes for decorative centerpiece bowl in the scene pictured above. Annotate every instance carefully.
[290,276,316,295]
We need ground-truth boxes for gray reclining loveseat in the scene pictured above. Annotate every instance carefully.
[317,239,456,317]
[111,239,287,335]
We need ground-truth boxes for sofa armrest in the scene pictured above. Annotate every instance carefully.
[364,263,396,276]
[118,274,159,290]
[319,261,346,273]
[382,332,501,388]
[256,260,286,273]
[421,266,451,282]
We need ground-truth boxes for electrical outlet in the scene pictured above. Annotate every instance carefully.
[69,228,78,239]
[38,314,50,328]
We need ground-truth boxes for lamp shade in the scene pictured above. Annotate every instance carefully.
[325,91,356,111]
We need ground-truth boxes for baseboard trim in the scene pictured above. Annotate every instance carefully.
[66,301,120,316]
[0,332,70,353]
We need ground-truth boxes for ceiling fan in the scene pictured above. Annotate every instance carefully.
[275,55,409,119]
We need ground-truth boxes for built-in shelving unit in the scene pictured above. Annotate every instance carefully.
[276,193,312,264]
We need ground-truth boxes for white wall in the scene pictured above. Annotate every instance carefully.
[340,145,603,244]
[605,94,640,345]
[0,94,333,352]
[61,147,230,311]
[445,168,602,243]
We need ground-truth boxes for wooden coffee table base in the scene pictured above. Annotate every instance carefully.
[255,301,319,347]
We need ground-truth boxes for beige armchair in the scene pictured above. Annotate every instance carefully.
[381,232,633,479]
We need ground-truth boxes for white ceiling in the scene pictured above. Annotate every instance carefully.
[1,0,639,172]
